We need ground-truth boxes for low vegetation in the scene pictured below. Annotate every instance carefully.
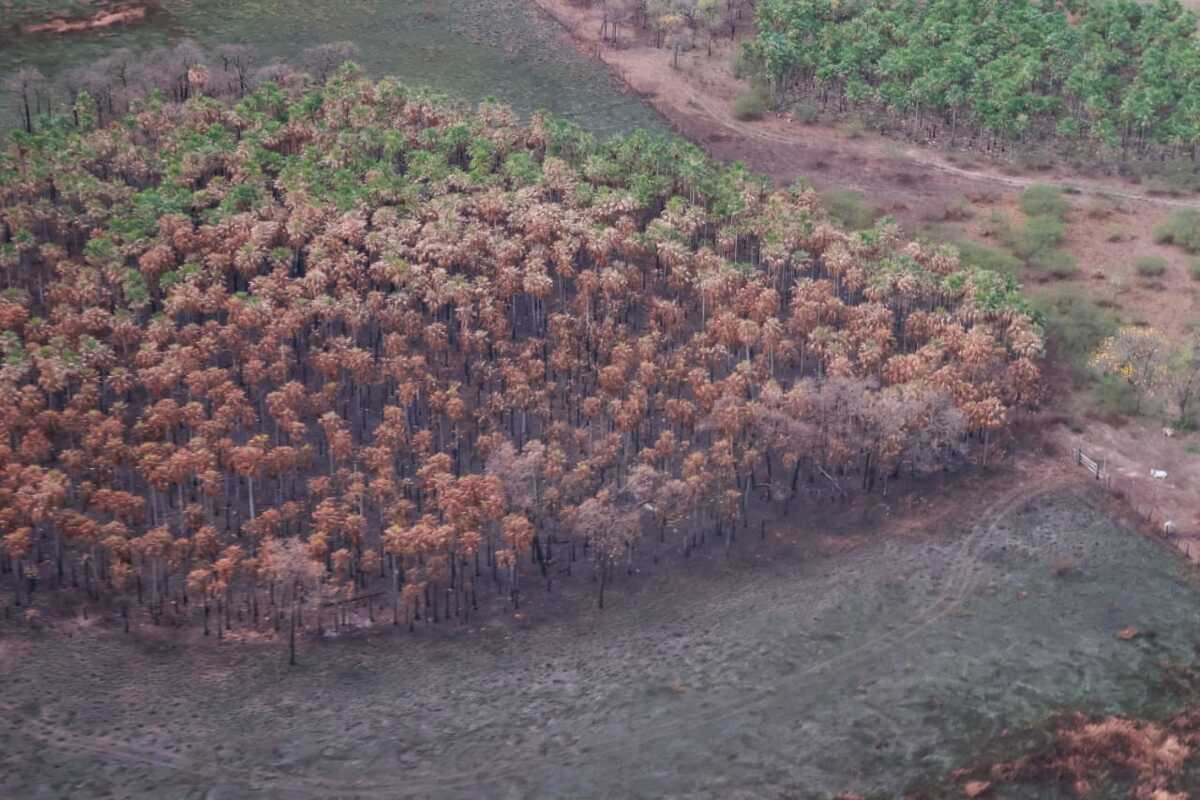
[1135,256,1169,279]
[1019,185,1070,220]
[731,86,768,120]
[1154,209,1200,254]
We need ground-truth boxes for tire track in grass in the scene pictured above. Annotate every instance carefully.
[2,475,1068,798]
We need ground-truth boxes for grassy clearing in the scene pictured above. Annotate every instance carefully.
[821,188,883,231]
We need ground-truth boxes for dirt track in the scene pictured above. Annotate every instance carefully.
[529,0,1200,218]
[4,475,1199,799]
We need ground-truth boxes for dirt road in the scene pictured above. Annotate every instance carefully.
[530,0,1200,217]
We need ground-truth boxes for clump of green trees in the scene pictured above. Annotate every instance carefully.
[746,0,1200,161]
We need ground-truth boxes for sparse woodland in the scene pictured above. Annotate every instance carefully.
[0,63,1042,659]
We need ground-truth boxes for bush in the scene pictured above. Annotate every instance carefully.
[1006,214,1065,260]
[942,196,973,221]
[732,49,755,80]
[1029,248,1079,279]
[1105,226,1128,243]
[1087,194,1122,219]
[1191,260,1200,281]
[1020,184,1070,219]
[842,117,867,139]
[955,240,1021,279]
[1031,293,1118,378]
[789,102,820,124]
[979,210,1011,239]
[1094,373,1139,415]
[732,88,768,121]
[1134,256,1168,278]
[1153,209,1200,253]
[1016,150,1055,173]
[821,188,882,231]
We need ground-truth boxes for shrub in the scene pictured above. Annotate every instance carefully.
[1105,226,1128,243]
[955,240,1021,279]
[1087,194,1122,219]
[1191,260,1200,281]
[841,117,867,139]
[942,196,973,221]
[1153,209,1200,253]
[1029,248,1078,279]
[1094,373,1139,415]
[790,102,820,124]
[732,88,768,121]
[979,210,1011,239]
[1134,256,1168,278]
[1016,150,1055,173]
[732,49,754,80]
[1006,215,1065,260]
[1020,184,1070,219]
[1031,293,1118,378]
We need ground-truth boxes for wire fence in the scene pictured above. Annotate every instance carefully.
[1075,446,1177,546]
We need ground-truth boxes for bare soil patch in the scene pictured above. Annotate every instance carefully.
[10,1,150,35]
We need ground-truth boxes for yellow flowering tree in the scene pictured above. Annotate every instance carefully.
[1091,327,1170,414]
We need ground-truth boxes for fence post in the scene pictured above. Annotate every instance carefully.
[1075,447,1082,466]
[1098,459,1103,480]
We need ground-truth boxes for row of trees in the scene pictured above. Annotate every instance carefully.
[3,39,358,133]
[747,0,1200,160]
[591,0,750,63]
[0,63,1041,658]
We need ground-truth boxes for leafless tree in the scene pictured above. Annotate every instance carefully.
[4,68,47,133]
[302,41,359,85]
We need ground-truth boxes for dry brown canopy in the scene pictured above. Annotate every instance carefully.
[0,66,1041,624]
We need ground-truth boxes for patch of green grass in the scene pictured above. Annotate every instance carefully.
[1153,209,1200,253]
[1020,184,1071,219]
[731,88,768,121]
[1134,255,1168,278]
[821,188,882,231]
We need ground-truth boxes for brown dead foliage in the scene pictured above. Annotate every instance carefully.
[956,711,1196,798]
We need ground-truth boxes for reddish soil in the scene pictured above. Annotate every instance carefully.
[19,2,148,35]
